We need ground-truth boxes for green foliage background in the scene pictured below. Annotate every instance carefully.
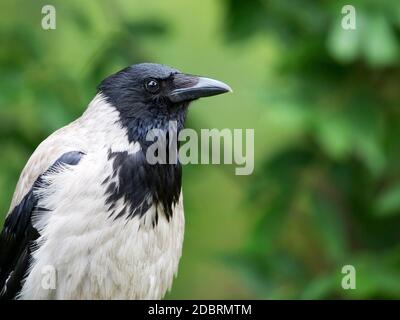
[0,0,399,299]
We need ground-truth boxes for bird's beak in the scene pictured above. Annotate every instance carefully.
[168,73,232,103]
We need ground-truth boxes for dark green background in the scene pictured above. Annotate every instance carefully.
[1,0,399,299]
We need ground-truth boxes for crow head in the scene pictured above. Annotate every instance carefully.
[98,63,232,145]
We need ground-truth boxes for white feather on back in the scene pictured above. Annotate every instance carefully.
[9,94,127,212]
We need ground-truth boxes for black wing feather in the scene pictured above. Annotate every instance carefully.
[0,151,84,299]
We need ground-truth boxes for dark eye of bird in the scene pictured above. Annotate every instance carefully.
[145,79,160,93]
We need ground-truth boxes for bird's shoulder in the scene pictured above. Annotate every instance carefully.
[8,120,89,214]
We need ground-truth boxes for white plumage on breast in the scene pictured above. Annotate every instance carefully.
[19,151,184,299]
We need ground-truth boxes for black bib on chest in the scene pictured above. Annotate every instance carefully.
[104,148,182,223]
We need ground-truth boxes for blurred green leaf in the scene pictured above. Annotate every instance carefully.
[363,14,398,67]
[375,184,400,217]
[327,18,361,63]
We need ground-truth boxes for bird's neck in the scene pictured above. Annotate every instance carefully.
[81,93,187,152]
[122,112,187,153]
[81,94,184,222]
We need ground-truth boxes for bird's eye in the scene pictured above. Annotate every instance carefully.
[145,79,160,93]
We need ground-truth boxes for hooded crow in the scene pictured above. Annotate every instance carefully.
[0,63,231,299]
